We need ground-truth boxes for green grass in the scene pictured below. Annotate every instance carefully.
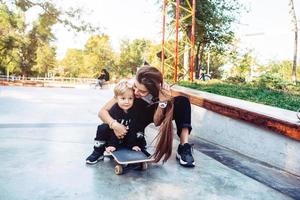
[178,80,300,112]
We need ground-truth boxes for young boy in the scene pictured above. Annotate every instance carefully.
[86,80,146,164]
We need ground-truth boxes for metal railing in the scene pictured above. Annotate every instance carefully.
[0,75,97,85]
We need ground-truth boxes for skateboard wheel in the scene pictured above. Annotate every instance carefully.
[141,162,148,170]
[115,165,123,175]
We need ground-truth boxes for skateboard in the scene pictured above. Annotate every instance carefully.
[109,148,154,175]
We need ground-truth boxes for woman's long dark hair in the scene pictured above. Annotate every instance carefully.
[136,65,174,163]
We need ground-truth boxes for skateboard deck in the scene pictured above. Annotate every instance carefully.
[109,148,154,175]
[110,149,154,164]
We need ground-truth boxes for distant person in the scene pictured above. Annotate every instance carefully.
[96,68,110,88]
[86,80,146,164]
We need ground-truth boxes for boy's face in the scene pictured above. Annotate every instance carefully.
[116,90,134,111]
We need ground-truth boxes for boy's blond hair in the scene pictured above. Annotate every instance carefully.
[114,80,133,98]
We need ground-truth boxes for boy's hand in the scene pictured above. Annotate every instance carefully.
[106,146,116,153]
[132,146,141,151]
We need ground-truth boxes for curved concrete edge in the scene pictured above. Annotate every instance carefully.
[171,86,300,141]
[171,85,300,176]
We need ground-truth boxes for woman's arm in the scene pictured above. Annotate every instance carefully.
[153,88,171,126]
[98,98,128,139]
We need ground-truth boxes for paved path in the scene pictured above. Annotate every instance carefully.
[0,86,295,200]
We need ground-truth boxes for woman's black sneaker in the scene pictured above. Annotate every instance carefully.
[176,143,195,167]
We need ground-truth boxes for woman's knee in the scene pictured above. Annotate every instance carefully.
[173,96,191,119]
[174,96,190,107]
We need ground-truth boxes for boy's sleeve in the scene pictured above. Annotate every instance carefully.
[108,103,121,121]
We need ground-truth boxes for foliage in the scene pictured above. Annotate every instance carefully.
[84,34,114,77]
[0,0,97,76]
[252,72,289,90]
[0,3,24,74]
[163,0,242,80]
[227,50,256,79]
[32,42,56,76]
[59,48,84,77]
[179,80,300,111]
[117,39,151,77]
[225,76,245,83]
[263,60,300,82]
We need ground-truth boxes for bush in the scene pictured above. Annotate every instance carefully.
[253,72,289,90]
[179,80,300,111]
[225,76,246,83]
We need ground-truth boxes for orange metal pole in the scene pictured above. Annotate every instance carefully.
[174,0,180,82]
[161,0,167,76]
[190,0,196,81]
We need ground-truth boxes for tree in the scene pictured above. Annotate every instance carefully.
[33,42,56,76]
[227,50,256,79]
[0,3,25,75]
[118,39,150,77]
[166,0,242,79]
[0,0,98,76]
[84,34,114,77]
[289,0,298,83]
[60,48,83,77]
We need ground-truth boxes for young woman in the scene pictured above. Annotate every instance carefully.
[87,65,195,167]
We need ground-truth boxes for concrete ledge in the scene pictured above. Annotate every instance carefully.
[171,85,300,141]
[0,80,45,87]
[171,85,300,176]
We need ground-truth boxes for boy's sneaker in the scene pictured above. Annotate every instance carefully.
[176,143,195,167]
[86,148,105,165]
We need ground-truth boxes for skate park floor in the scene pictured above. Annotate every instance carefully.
[0,86,299,200]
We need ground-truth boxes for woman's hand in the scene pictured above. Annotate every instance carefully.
[111,122,128,139]
[159,87,172,102]
[106,146,116,153]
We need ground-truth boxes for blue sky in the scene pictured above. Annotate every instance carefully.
[40,0,300,63]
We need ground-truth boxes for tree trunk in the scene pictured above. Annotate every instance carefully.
[195,42,200,79]
[195,42,205,79]
[292,30,297,82]
[289,0,298,83]
[198,43,205,76]
[183,43,190,80]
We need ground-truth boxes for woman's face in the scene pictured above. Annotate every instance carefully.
[133,80,149,98]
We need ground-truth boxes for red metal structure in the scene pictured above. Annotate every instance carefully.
[161,0,196,82]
